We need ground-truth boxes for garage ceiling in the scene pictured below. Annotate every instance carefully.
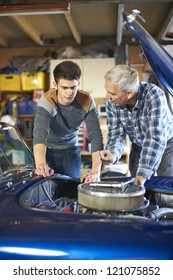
[0,0,172,50]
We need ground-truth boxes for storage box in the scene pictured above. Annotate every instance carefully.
[21,72,46,91]
[0,74,21,91]
[7,100,37,115]
[17,100,37,115]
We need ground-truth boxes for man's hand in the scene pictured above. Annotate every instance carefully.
[35,164,54,178]
[80,151,101,183]
[33,144,54,177]
[134,176,146,187]
[99,150,116,164]
[81,171,100,183]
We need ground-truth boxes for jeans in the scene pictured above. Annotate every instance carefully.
[46,146,81,179]
[129,137,173,177]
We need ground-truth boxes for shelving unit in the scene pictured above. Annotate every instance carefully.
[17,114,35,150]
[0,71,47,150]
[0,91,35,150]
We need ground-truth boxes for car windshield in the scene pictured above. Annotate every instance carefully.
[0,122,35,174]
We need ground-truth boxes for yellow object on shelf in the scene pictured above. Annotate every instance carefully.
[21,72,46,91]
[0,74,21,91]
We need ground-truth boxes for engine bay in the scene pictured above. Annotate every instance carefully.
[17,175,173,221]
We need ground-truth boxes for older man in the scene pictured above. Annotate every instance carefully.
[99,64,173,186]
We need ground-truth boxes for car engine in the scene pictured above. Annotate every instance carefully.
[19,176,173,221]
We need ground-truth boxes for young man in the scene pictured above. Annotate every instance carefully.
[99,64,173,187]
[33,60,103,182]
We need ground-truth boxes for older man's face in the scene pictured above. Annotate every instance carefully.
[105,80,128,107]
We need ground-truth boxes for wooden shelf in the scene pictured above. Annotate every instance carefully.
[17,114,35,120]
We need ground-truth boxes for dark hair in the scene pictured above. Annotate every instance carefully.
[53,60,81,83]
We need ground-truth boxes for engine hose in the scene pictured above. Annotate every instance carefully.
[147,208,173,220]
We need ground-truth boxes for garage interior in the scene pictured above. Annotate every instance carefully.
[0,0,172,176]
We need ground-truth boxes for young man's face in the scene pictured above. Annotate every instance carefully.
[56,78,80,105]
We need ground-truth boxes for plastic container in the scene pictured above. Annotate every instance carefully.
[7,100,37,115]
[0,74,21,91]
[17,100,37,115]
[21,72,46,91]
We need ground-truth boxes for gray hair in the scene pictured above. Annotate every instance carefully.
[104,64,139,93]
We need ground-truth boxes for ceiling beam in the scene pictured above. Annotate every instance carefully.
[10,15,44,46]
[64,12,81,44]
[0,3,70,16]
[0,0,168,4]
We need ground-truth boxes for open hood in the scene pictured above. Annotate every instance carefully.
[123,10,173,97]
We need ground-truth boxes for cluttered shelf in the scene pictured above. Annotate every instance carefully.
[0,71,48,151]
[0,70,47,118]
[17,114,35,120]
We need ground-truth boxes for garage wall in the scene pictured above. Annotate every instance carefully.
[0,45,143,69]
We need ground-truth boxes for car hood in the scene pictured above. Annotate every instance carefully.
[123,10,173,97]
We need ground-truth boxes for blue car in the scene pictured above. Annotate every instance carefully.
[0,10,173,260]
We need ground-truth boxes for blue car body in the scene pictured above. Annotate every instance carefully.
[1,165,173,260]
[0,10,173,260]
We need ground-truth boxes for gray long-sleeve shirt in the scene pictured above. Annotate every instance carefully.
[33,88,103,153]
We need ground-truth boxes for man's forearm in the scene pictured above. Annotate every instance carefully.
[91,151,102,175]
[33,143,54,177]
[33,143,47,168]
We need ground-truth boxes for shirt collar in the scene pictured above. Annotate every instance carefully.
[132,82,143,110]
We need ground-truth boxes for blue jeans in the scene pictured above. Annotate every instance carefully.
[46,146,81,179]
[129,137,173,177]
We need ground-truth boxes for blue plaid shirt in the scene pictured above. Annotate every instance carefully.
[106,82,173,179]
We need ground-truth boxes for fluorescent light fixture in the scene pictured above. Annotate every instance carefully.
[0,3,70,16]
